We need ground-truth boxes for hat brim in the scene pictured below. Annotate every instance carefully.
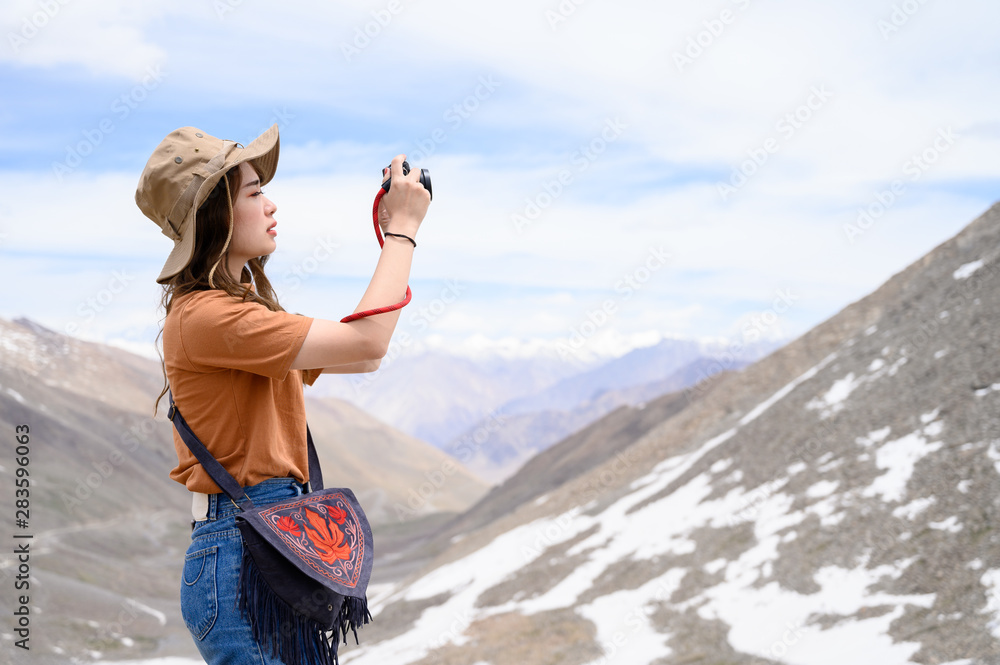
[155,124,280,284]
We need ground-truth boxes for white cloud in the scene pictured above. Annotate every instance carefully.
[1,0,169,80]
[2,0,998,355]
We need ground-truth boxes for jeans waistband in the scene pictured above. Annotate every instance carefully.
[199,477,308,523]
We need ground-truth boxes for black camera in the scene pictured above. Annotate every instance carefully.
[381,160,432,201]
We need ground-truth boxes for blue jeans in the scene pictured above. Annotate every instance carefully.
[181,477,309,665]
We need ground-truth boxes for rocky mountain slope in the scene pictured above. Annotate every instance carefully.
[339,202,1000,664]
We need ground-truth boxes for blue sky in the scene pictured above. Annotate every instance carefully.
[1,0,998,361]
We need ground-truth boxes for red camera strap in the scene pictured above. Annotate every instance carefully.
[339,187,412,323]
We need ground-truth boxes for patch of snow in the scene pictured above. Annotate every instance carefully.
[787,462,808,475]
[821,512,846,527]
[689,560,934,665]
[968,559,983,571]
[533,494,549,506]
[986,442,1000,476]
[730,478,790,526]
[923,420,944,437]
[862,431,944,503]
[5,388,25,404]
[865,325,878,336]
[929,516,962,533]
[710,458,733,474]
[123,599,167,626]
[575,569,686,665]
[366,583,398,611]
[723,469,744,484]
[934,348,948,359]
[818,458,843,473]
[867,358,885,372]
[806,493,845,527]
[975,384,1000,397]
[855,427,892,448]
[705,558,728,575]
[958,480,972,494]
[939,310,950,319]
[920,408,940,424]
[742,352,838,426]
[892,497,936,520]
[953,259,984,280]
[980,568,1000,639]
[377,512,592,660]
[806,481,839,499]
[806,373,863,418]
[886,356,907,376]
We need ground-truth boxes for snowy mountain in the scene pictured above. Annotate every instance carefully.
[337,202,1000,664]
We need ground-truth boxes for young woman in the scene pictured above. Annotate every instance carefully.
[135,124,429,664]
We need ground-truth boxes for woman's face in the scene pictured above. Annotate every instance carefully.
[229,161,278,263]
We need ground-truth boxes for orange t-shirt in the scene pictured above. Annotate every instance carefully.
[162,285,323,494]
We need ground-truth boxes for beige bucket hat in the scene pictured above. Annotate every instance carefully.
[135,124,280,284]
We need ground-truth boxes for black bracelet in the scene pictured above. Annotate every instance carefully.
[384,232,416,248]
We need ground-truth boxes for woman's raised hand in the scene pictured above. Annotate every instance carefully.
[378,154,430,238]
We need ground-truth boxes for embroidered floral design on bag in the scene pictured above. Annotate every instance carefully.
[303,507,352,564]
[275,515,301,537]
[260,493,365,587]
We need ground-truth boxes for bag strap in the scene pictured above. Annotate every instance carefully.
[166,389,324,510]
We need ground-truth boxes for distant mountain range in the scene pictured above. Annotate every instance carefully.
[338,202,1000,664]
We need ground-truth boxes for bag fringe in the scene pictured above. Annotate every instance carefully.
[238,548,371,665]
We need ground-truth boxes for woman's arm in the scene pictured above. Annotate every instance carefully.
[319,359,381,374]
[289,155,429,370]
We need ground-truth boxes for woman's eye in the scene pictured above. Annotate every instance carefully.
[252,189,265,197]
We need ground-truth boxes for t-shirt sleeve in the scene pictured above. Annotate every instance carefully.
[178,291,314,380]
[301,367,323,386]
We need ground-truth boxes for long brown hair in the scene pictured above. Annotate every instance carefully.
[151,163,295,417]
